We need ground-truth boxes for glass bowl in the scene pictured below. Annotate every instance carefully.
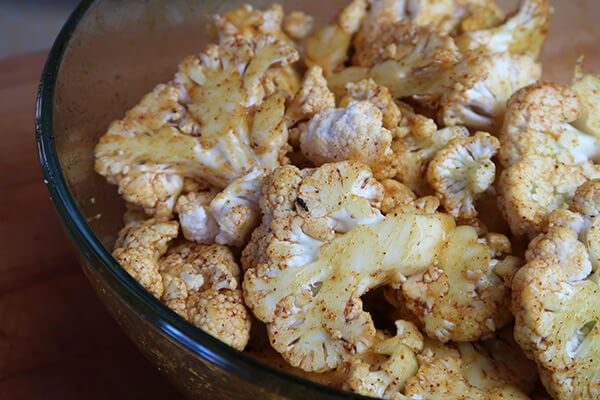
[35,1,600,399]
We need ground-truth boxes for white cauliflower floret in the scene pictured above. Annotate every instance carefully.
[159,243,251,350]
[392,125,469,196]
[213,4,286,41]
[438,52,541,132]
[113,219,179,298]
[305,0,366,75]
[400,225,520,342]
[340,79,401,130]
[512,256,600,400]
[404,342,531,399]
[175,169,264,247]
[497,156,588,237]
[283,11,314,40]
[299,100,395,180]
[427,131,500,219]
[285,66,335,131]
[345,320,424,398]
[572,60,600,139]
[95,35,298,216]
[499,82,600,168]
[242,161,454,372]
[455,0,551,59]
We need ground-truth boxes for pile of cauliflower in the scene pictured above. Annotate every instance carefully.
[94,1,600,398]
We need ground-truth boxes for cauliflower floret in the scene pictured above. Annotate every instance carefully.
[512,256,600,400]
[339,79,401,130]
[392,125,469,196]
[455,0,551,59]
[283,11,314,40]
[159,243,251,350]
[113,219,179,298]
[305,0,366,75]
[454,0,505,33]
[427,131,500,219]
[381,179,417,214]
[175,169,264,247]
[438,52,541,132]
[499,82,600,168]
[497,156,588,237]
[345,320,424,398]
[299,100,395,180]
[213,4,286,41]
[242,161,454,372]
[285,66,335,131]
[399,225,520,342]
[572,60,600,139]
[95,35,298,216]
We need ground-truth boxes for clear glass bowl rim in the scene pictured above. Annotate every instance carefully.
[34,1,368,398]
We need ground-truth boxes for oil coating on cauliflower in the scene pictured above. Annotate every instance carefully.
[242,161,455,372]
[403,339,531,399]
[512,256,600,400]
[498,156,589,237]
[305,0,366,75]
[427,131,500,219]
[345,320,424,398]
[438,52,541,132]
[398,225,520,342]
[455,0,551,59]
[499,82,600,168]
[95,35,298,217]
[392,124,469,196]
[113,219,179,298]
[299,100,395,180]
[159,243,251,350]
[175,169,264,247]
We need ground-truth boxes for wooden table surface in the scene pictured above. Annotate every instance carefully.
[0,51,184,400]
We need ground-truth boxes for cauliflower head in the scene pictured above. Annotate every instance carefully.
[299,100,395,180]
[242,161,454,372]
[95,35,298,217]
[512,256,600,400]
[113,218,180,298]
[175,169,264,247]
[497,156,588,237]
[427,131,500,219]
[392,124,469,196]
[159,242,251,350]
[438,52,541,132]
[455,0,551,59]
[345,320,424,398]
[400,225,520,342]
[499,82,600,168]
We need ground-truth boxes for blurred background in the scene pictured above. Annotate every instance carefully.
[0,0,79,58]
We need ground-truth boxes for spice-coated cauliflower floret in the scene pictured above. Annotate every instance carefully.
[499,82,600,168]
[512,256,600,400]
[345,320,424,398]
[572,60,600,139]
[455,0,551,59]
[438,52,541,132]
[427,131,500,219]
[113,219,180,298]
[305,0,366,75]
[299,100,395,180]
[340,79,401,130]
[242,161,454,372]
[159,243,251,350]
[95,35,298,215]
[392,125,469,196]
[213,4,286,41]
[381,179,418,214]
[453,0,505,34]
[285,66,335,130]
[283,11,314,40]
[399,225,520,342]
[175,169,264,247]
[497,156,588,237]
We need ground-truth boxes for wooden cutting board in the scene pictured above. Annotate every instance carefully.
[0,51,183,400]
